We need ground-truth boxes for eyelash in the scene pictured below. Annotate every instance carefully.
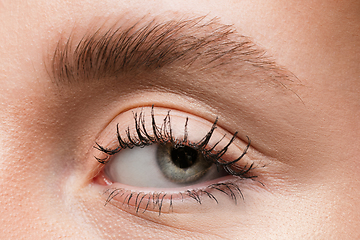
[94,107,257,214]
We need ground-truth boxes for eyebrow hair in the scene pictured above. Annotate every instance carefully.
[51,16,292,85]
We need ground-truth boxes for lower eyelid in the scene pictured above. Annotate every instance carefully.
[94,173,249,215]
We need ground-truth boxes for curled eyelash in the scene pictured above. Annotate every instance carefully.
[94,107,252,177]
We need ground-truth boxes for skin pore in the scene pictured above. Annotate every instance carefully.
[0,0,359,239]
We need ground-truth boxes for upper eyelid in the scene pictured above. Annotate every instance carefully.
[95,106,245,152]
[94,106,253,177]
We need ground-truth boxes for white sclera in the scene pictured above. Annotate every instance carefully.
[105,144,224,188]
[105,145,182,188]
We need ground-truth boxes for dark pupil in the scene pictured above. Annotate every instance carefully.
[171,146,198,169]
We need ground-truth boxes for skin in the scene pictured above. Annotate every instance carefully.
[0,0,360,239]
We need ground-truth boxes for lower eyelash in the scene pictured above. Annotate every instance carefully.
[103,180,246,215]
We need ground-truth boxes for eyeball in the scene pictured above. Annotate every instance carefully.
[93,106,256,214]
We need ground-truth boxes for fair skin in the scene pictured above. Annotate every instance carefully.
[0,0,359,239]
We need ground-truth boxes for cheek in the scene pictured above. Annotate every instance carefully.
[0,156,68,238]
[0,101,97,238]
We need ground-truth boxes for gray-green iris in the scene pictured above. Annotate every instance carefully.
[157,144,213,183]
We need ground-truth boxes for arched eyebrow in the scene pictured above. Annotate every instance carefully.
[50,16,293,86]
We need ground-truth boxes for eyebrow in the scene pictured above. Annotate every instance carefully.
[50,16,292,86]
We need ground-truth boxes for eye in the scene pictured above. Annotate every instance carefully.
[93,106,255,215]
[104,143,226,189]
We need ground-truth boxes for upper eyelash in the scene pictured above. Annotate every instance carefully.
[94,106,253,178]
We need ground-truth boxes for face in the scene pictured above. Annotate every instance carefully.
[0,0,359,239]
